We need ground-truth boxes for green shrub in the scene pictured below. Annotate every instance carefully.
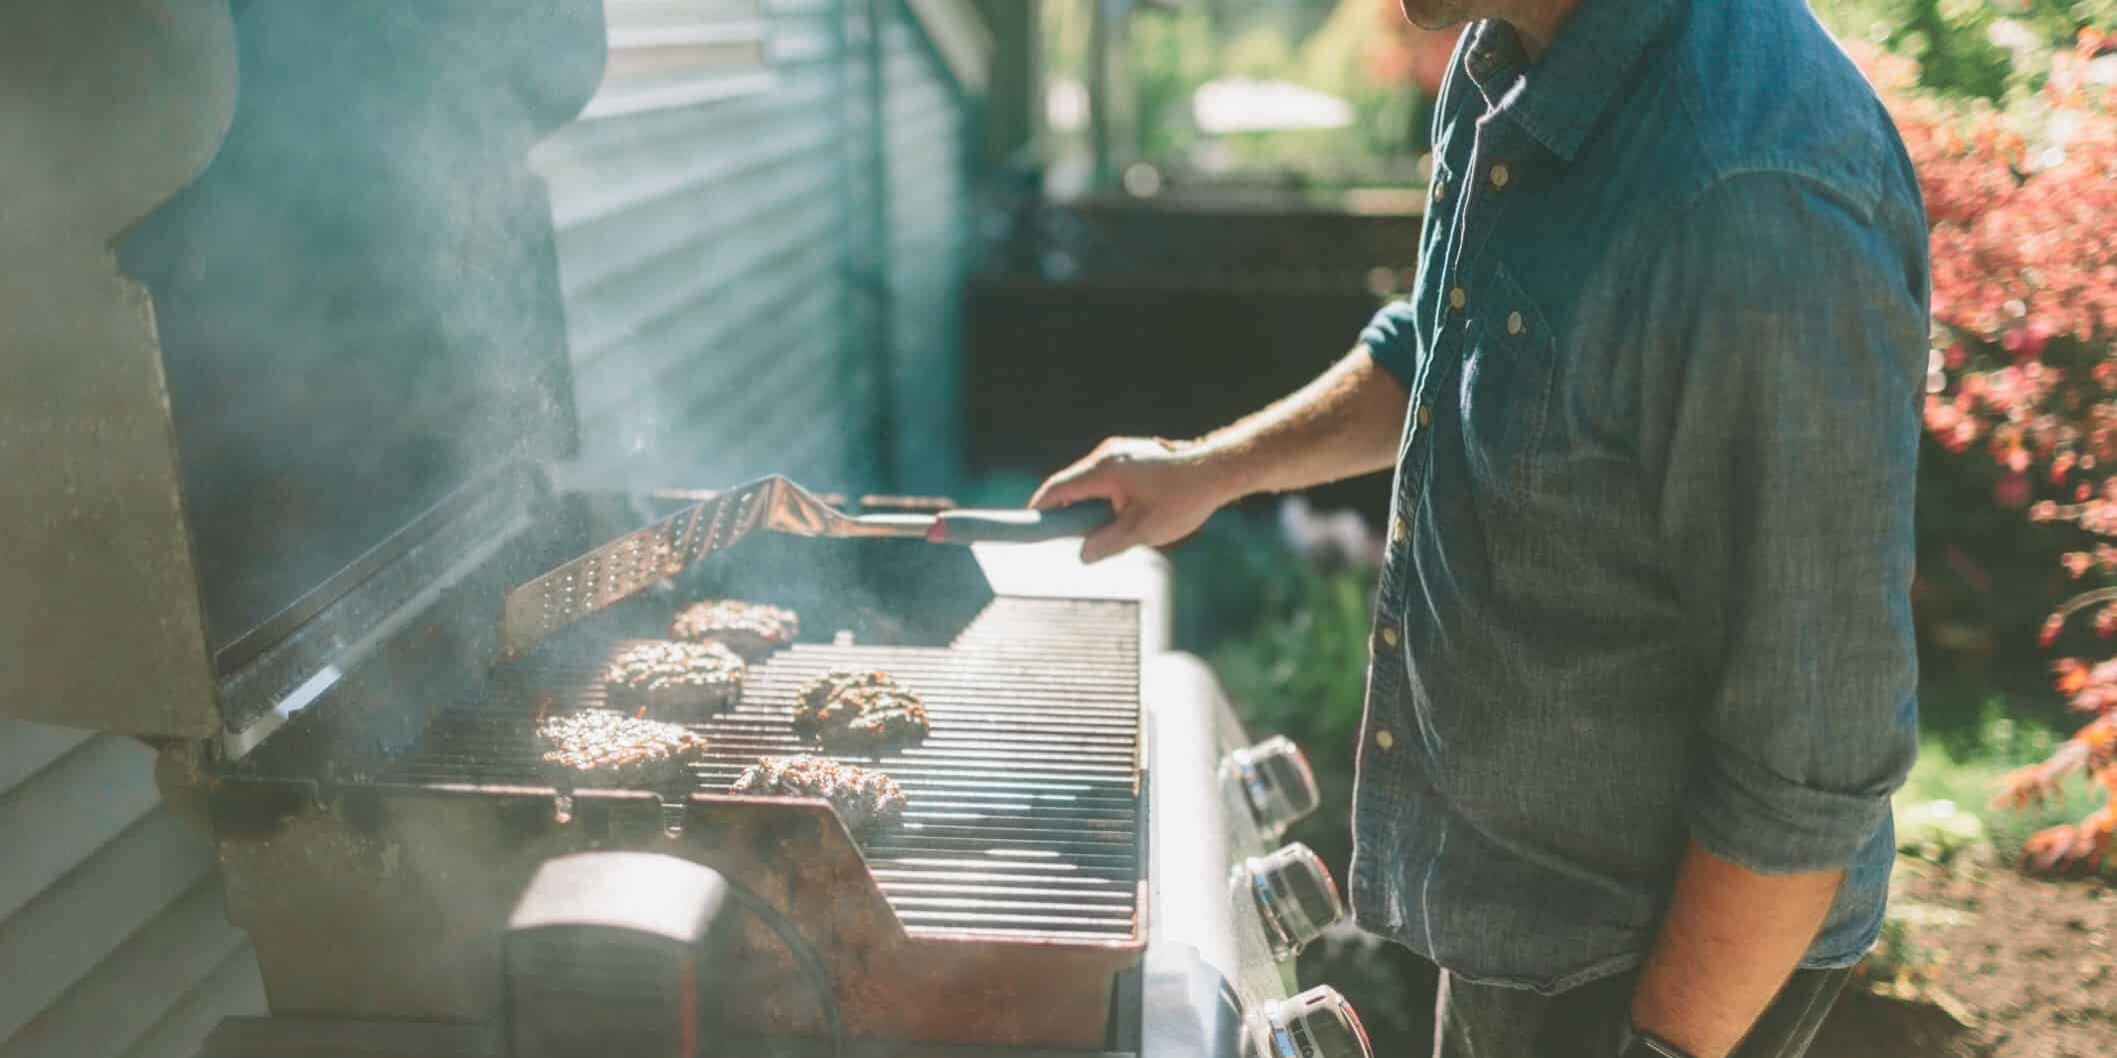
[1171,511,1376,873]
[1812,0,2113,101]
[1167,509,1438,1047]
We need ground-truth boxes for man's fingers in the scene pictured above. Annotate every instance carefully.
[1030,459,1120,511]
[1079,510,1145,565]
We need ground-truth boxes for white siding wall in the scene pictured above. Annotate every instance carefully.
[882,12,970,494]
[535,0,971,496]
[0,723,265,1058]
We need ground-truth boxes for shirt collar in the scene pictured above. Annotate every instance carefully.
[1461,0,1688,163]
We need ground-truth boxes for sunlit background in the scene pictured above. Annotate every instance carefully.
[5,3,2117,1058]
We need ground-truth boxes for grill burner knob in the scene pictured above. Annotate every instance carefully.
[1225,736,1321,839]
[1247,986,1373,1058]
[1241,842,1344,960]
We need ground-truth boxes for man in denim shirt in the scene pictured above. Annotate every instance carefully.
[1033,0,1927,1054]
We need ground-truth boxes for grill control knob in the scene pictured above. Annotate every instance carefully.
[1225,736,1321,839]
[1247,986,1373,1058]
[1241,842,1344,960]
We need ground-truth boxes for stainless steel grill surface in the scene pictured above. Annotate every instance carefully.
[377,597,1143,942]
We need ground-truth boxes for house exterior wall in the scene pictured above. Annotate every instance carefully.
[536,0,974,496]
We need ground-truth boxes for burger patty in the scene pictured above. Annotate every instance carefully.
[791,669,930,752]
[670,600,799,659]
[602,639,746,720]
[729,755,907,835]
[537,710,709,789]
[794,669,900,715]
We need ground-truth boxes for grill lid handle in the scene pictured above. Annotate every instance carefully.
[924,500,1115,544]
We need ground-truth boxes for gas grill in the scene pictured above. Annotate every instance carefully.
[168,500,1369,1058]
[0,1,1380,1052]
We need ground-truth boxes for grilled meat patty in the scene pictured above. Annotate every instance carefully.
[729,755,906,834]
[791,669,930,752]
[602,640,746,720]
[819,685,931,752]
[795,669,900,715]
[670,600,799,659]
[538,711,709,789]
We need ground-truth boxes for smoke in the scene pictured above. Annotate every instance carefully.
[34,0,966,680]
[112,0,604,647]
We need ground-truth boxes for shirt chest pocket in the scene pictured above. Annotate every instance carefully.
[1457,262,1556,499]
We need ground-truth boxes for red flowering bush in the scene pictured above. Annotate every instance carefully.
[1876,31,2117,872]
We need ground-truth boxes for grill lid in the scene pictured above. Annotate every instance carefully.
[0,1,607,738]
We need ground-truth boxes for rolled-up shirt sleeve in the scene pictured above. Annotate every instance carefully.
[1359,298,1422,392]
[1645,172,1925,875]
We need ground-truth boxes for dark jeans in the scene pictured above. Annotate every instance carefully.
[1434,967,1850,1058]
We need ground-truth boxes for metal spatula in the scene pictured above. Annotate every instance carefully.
[500,475,1113,656]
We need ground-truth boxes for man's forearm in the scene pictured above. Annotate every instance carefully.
[1189,345,1409,500]
[1630,841,1843,1058]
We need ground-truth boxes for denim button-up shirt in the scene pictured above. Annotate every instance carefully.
[1349,0,1928,992]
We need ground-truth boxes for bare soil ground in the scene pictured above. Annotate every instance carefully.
[1811,858,2116,1058]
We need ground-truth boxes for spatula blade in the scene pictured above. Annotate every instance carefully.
[500,479,776,656]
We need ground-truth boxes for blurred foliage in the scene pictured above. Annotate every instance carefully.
[1192,537,1374,873]
[1128,2,1420,179]
[1238,0,1431,177]
[1857,912,1944,994]
[1867,26,2117,871]
[1046,0,1433,188]
[1052,0,2114,182]
[1900,702,2108,854]
[1811,0,2116,100]
[1168,510,1439,1051]
[1127,7,1219,165]
[1913,437,2079,738]
[1893,702,2117,884]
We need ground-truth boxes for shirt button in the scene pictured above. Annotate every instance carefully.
[1416,404,1432,428]
[1433,177,1448,201]
[1490,163,1511,189]
[1379,625,1400,648]
[1448,286,1466,310]
[1506,310,1526,336]
[1374,729,1396,750]
[1391,516,1409,544]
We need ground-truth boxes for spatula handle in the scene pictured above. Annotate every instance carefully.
[927,501,1116,544]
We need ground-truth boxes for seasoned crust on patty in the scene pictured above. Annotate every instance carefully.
[795,669,899,716]
[670,600,800,658]
[791,669,930,752]
[537,710,709,789]
[603,639,746,720]
[729,754,906,834]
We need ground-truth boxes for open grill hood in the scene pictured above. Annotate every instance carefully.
[1,0,607,741]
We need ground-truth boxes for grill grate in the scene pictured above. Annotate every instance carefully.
[376,597,1142,942]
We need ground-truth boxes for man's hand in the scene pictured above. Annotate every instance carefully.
[1028,346,1411,564]
[1029,437,1232,564]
